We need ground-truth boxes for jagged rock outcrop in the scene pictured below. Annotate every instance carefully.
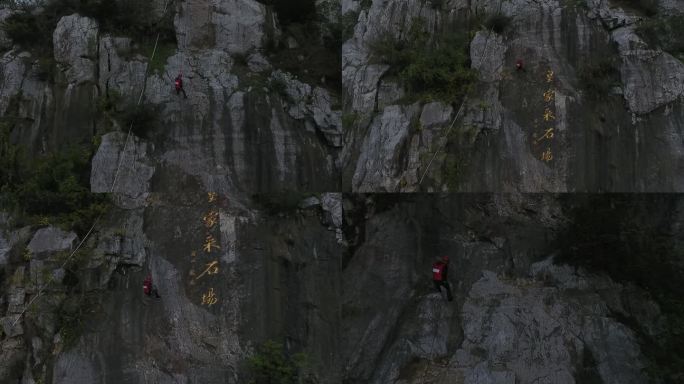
[444,267,648,384]
[91,132,155,209]
[0,8,14,50]
[98,36,147,100]
[175,0,269,55]
[26,226,77,259]
[53,15,98,84]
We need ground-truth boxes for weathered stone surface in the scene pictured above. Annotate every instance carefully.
[299,196,321,209]
[26,226,77,258]
[376,80,405,110]
[1,315,24,337]
[0,50,28,116]
[470,31,506,83]
[352,103,421,191]
[212,0,267,55]
[7,288,25,314]
[53,350,99,384]
[98,36,148,100]
[95,209,148,267]
[91,132,155,209]
[246,52,271,72]
[0,337,26,382]
[448,269,647,384]
[53,14,98,84]
[419,102,453,129]
[0,230,9,266]
[321,193,343,228]
[0,8,14,50]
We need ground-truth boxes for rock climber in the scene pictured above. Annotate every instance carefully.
[515,59,525,72]
[432,256,453,302]
[143,274,161,298]
[175,72,187,99]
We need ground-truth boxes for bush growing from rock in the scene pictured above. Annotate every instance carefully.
[484,13,512,34]
[636,15,684,61]
[2,0,176,75]
[118,102,160,140]
[615,0,659,16]
[577,57,621,97]
[369,19,477,104]
[1,141,110,236]
[247,340,310,384]
[252,192,315,215]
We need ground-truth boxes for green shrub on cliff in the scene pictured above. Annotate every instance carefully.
[368,19,476,104]
[577,57,621,97]
[636,15,684,61]
[11,146,110,235]
[483,13,512,35]
[2,0,176,70]
[0,136,110,236]
[615,0,659,16]
[248,340,310,384]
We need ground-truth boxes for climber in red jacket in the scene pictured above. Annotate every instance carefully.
[515,59,525,72]
[432,256,453,302]
[175,73,187,99]
[143,274,161,298]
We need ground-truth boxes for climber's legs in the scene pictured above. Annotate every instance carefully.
[434,280,453,302]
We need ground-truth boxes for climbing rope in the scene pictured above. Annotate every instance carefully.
[415,28,496,189]
[12,0,174,328]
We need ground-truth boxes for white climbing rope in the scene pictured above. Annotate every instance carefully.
[415,28,496,189]
[12,0,174,327]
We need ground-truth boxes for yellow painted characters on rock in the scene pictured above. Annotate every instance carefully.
[534,128,554,144]
[203,234,221,253]
[201,288,218,306]
[207,192,218,203]
[545,70,554,83]
[543,108,556,122]
[203,210,219,229]
[195,260,220,281]
[543,89,555,103]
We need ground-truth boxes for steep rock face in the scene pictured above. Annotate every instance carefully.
[98,36,147,101]
[46,179,343,383]
[3,193,684,383]
[175,0,269,55]
[51,14,99,147]
[442,268,648,384]
[0,8,14,50]
[342,0,684,192]
[91,132,155,209]
[1,3,341,192]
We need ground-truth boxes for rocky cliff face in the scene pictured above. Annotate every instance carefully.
[1,0,343,195]
[342,0,684,192]
[2,0,684,383]
[3,193,684,383]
